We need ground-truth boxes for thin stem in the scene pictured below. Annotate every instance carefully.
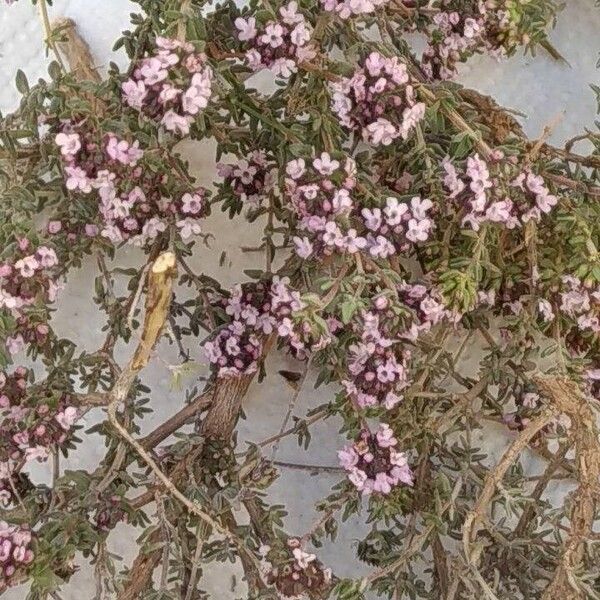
[38,0,67,71]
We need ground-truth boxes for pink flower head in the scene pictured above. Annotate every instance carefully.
[14,255,39,278]
[35,246,58,268]
[55,132,81,158]
[65,165,92,194]
[55,406,78,430]
[122,78,147,109]
[313,152,340,176]
[235,17,257,41]
[286,158,306,180]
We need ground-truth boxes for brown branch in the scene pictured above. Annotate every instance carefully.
[367,500,453,583]
[139,390,213,451]
[514,443,570,538]
[533,376,600,600]
[119,357,265,597]
[462,409,555,563]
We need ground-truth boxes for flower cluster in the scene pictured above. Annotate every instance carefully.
[397,281,455,340]
[421,1,554,80]
[361,196,434,255]
[0,521,35,592]
[342,298,410,410]
[286,153,360,259]
[442,154,557,230]
[203,321,263,377]
[330,52,425,145]
[260,539,332,598]
[558,276,600,334]
[0,239,60,356]
[338,423,413,495]
[342,286,451,409]
[286,153,435,261]
[235,2,315,78]
[422,6,495,80]
[320,0,389,19]
[122,37,213,136]
[204,277,332,375]
[216,150,276,206]
[55,125,208,245]
[0,368,79,483]
[99,184,208,246]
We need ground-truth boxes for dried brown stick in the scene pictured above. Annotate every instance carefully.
[51,18,101,82]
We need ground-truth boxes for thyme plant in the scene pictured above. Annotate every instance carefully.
[0,0,599,598]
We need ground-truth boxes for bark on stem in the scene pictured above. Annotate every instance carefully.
[462,409,555,563]
[534,376,600,600]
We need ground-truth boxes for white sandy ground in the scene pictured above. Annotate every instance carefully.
[0,1,599,597]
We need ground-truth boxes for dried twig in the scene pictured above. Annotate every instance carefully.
[51,17,100,82]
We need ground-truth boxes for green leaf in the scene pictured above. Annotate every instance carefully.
[15,69,29,94]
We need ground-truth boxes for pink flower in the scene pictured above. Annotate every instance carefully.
[384,197,408,226]
[368,235,395,258]
[142,217,167,240]
[362,208,382,231]
[292,547,316,569]
[139,57,168,85]
[286,158,306,180]
[376,423,397,448]
[313,152,339,176]
[65,165,92,193]
[410,196,433,220]
[161,110,192,135]
[260,23,285,48]
[235,17,257,41]
[55,406,78,430]
[338,446,358,469]
[177,218,202,239]
[122,79,147,109]
[271,58,297,78]
[280,1,304,25]
[106,136,143,165]
[36,246,58,268]
[322,221,343,246]
[47,280,63,302]
[293,236,313,258]
[158,83,181,104]
[181,192,204,214]
[233,160,257,185]
[290,22,311,47]
[348,468,367,491]
[6,335,24,356]
[25,445,49,461]
[55,132,81,158]
[406,218,432,242]
[47,220,62,234]
[372,472,392,494]
[85,224,99,237]
[342,229,366,253]
[538,299,554,322]
[365,118,396,145]
[14,255,38,277]
[182,71,213,115]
